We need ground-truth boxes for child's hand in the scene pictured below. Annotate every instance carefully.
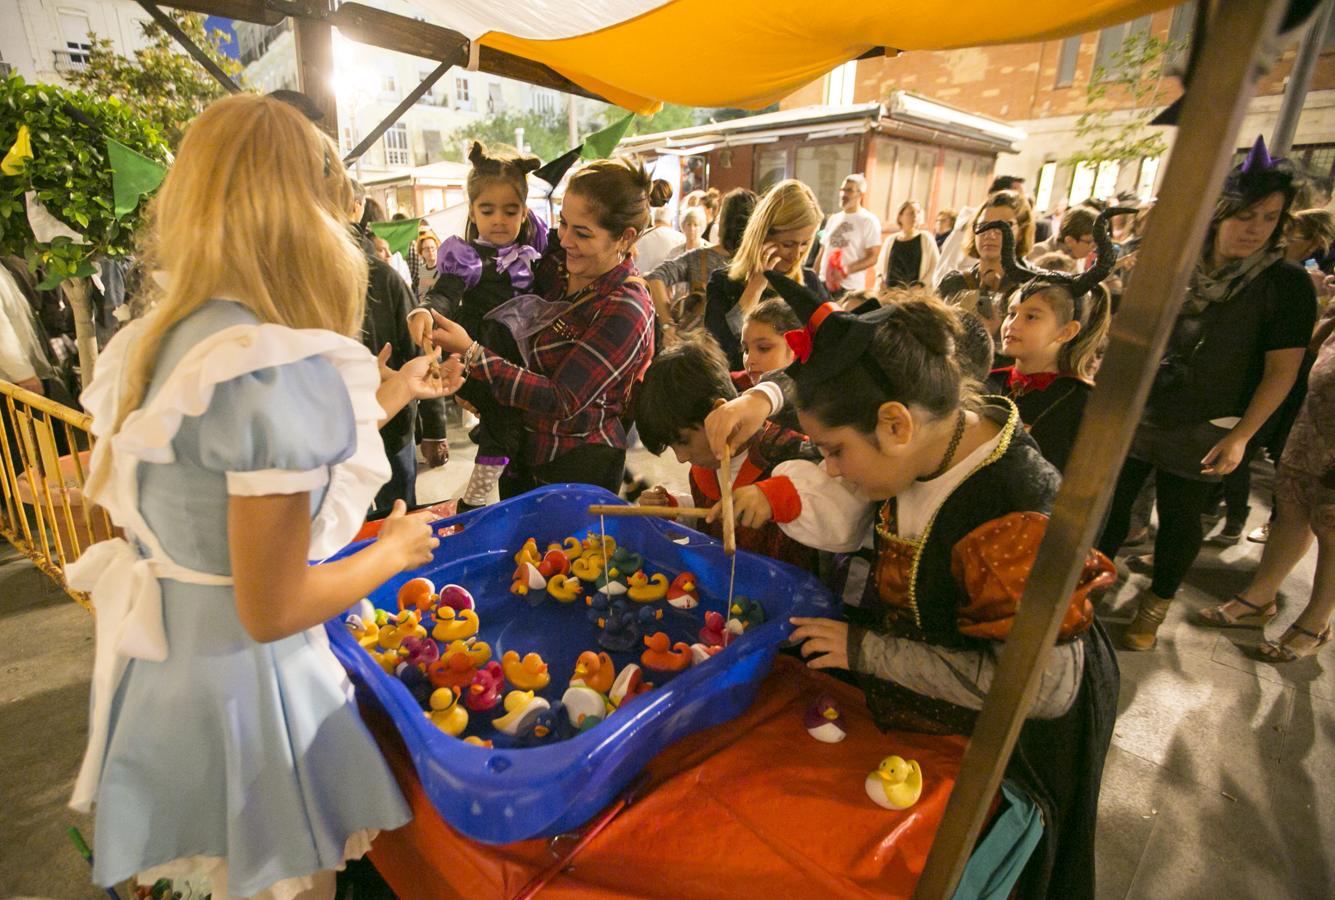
[376,500,440,570]
[704,392,772,461]
[708,484,772,529]
[788,616,850,670]
[638,485,671,507]
[429,310,473,355]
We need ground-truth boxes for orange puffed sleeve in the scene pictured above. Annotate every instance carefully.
[950,511,1115,641]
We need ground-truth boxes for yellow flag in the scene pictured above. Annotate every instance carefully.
[1,125,33,176]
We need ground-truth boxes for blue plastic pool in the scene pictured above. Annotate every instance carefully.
[324,484,838,844]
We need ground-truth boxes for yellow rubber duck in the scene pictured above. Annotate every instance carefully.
[510,562,547,596]
[345,614,380,649]
[581,531,616,558]
[626,571,669,603]
[432,607,480,643]
[864,755,923,810]
[493,690,550,735]
[570,553,605,583]
[426,687,469,737]
[546,573,583,603]
[378,610,426,650]
[444,638,492,667]
[368,646,403,674]
[514,538,542,567]
[549,536,583,562]
[502,650,551,691]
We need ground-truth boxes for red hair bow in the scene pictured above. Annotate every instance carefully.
[785,327,813,364]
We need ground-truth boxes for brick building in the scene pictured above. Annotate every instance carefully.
[784,3,1335,216]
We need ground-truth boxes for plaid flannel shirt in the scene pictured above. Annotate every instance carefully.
[472,256,654,465]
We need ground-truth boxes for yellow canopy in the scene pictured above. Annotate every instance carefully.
[477,0,1178,113]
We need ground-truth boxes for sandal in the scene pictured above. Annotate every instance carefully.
[1256,623,1333,663]
[1196,595,1278,628]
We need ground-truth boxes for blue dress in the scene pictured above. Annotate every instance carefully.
[85,301,410,895]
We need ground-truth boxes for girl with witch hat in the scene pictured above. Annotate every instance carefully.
[984,205,1135,473]
[1096,136,1316,651]
[705,272,1119,900]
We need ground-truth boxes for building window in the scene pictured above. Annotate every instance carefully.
[56,10,93,70]
[1034,160,1057,214]
[756,147,789,194]
[1136,156,1161,200]
[488,82,503,114]
[1054,36,1081,88]
[533,90,556,117]
[1069,161,1097,206]
[384,122,410,167]
[455,76,472,109]
[823,60,857,106]
[1092,15,1152,80]
[341,126,355,154]
[1092,159,1120,201]
[796,142,857,214]
[382,74,397,94]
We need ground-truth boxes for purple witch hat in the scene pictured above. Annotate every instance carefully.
[1241,134,1277,174]
[1223,134,1298,206]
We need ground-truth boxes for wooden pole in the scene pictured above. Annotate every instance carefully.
[912,2,1288,897]
[133,0,242,95]
[587,504,713,519]
[293,2,338,140]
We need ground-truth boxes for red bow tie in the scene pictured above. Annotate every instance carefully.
[1006,368,1061,393]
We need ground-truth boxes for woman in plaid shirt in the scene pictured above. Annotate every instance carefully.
[429,158,662,495]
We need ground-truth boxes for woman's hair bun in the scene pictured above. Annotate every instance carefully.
[883,296,960,359]
[649,178,673,208]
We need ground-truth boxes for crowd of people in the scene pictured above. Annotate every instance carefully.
[43,91,1335,898]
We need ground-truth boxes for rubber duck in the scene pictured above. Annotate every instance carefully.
[514,537,541,567]
[641,632,692,672]
[432,607,480,643]
[510,561,547,597]
[427,651,475,689]
[865,756,923,810]
[397,577,437,613]
[501,650,551,691]
[698,611,727,647]
[444,638,491,667]
[570,650,616,694]
[571,553,605,583]
[582,531,615,558]
[690,642,722,665]
[538,548,570,579]
[607,663,652,709]
[666,573,700,610]
[517,701,569,745]
[397,664,433,705]
[465,660,504,712]
[437,584,476,613]
[379,610,427,650]
[344,614,380,649]
[463,736,493,748]
[626,571,669,603]
[549,536,583,561]
[805,695,847,743]
[400,635,439,669]
[595,566,629,597]
[596,602,644,653]
[608,546,643,576]
[726,596,767,635]
[546,573,583,604]
[426,687,469,736]
[369,646,404,674]
[585,592,611,624]
[493,690,550,736]
[561,685,609,731]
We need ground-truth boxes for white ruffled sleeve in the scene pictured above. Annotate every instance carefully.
[770,459,875,552]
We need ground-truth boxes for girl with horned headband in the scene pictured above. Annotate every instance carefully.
[984,205,1135,473]
[701,270,1118,899]
[1096,136,1317,652]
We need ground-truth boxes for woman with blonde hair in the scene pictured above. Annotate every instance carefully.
[67,93,460,897]
[704,179,827,369]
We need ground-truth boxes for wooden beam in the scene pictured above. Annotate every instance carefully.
[293,8,337,139]
[158,0,283,26]
[910,1,1289,897]
[134,0,242,94]
[342,53,460,166]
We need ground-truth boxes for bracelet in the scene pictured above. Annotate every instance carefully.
[461,340,482,378]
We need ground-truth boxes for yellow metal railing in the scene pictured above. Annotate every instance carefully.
[0,380,115,609]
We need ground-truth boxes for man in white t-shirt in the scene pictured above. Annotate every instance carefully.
[815,174,882,297]
[633,206,687,276]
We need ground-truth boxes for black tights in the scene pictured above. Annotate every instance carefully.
[1098,457,1219,599]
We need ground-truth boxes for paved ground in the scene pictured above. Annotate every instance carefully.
[2,428,1329,898]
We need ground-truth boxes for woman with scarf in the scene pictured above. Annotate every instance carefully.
[1097,137,1317,651]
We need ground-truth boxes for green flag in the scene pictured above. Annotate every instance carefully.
[581,111,636,160]
[369,218,421,258]
[107,139,166,218]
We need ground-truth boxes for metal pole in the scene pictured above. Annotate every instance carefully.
[911,1,1289,896]
[1272,0,1332,155]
